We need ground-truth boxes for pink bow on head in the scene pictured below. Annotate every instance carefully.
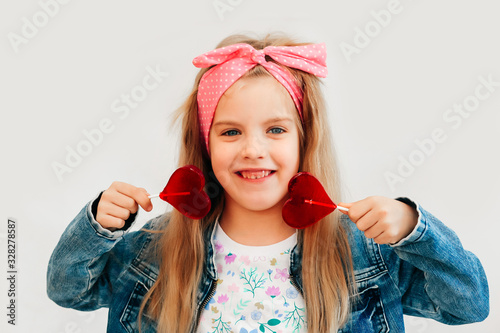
[193,42,328,153]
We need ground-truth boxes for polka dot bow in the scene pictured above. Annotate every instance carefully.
[192,43,328,153]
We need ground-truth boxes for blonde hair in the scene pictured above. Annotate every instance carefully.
[139,32,355,332]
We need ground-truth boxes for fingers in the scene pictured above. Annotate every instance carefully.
[103,189,138,214]
[96,181,153,230]
[338,198,374,223]
[341,196,400,244]
[111,181,152,212]
[355,209,380,233]
[372,231,394,245]
[95,210,129,231]
[347,206,386,240]
[98,200,133,220]
[337,202,352,215]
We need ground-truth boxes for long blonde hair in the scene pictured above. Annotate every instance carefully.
[139,32,355,332]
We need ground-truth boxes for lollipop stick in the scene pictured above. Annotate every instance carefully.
[149,192,190,199]
[303,199,349,212]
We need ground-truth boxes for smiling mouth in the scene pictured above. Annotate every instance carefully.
[237,170,275,179]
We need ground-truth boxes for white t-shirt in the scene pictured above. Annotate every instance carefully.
[197,221,307,333]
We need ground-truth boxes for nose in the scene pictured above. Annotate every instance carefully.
[241,133,266,159]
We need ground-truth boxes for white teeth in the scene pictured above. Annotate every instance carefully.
[240,170,271,179]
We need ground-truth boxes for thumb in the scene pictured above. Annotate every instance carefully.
[134,188,153,212]
[337,202,352,215]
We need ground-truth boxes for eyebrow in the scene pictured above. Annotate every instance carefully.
[212,117,294,128]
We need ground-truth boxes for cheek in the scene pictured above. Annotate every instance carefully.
[210,151,224,175]
[280,133,300,164]
[210,148,232,185]
[274,143,300,172]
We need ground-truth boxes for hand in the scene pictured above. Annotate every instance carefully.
[96,181,152,231]
[338,196,418,244]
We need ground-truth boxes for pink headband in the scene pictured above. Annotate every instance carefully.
[193,42,328,152]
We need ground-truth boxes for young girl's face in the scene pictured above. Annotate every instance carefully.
[209,75,301,214]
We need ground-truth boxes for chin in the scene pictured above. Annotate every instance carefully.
[241,196,287,213]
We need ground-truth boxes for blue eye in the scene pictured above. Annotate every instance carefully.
[268,127,285,134]
[222,129,240,136]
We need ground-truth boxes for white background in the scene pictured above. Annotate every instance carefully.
[1,0,499,332]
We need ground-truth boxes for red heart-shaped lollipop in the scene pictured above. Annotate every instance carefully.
[282,172,338,229]
[159,165,211,219]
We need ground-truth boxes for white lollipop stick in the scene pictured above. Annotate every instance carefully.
[148,194,159,199]
[337,206,349,212]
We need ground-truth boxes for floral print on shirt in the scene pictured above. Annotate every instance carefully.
[197,224,306,333]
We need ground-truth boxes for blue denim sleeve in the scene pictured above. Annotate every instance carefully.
[382,199,490,324]
[46,197,154,310]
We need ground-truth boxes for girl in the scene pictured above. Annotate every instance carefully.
[47,33,489,332]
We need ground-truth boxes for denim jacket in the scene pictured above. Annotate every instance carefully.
[47,198,489,332]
